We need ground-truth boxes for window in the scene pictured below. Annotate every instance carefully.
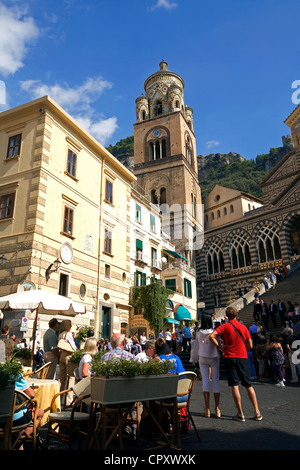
[135,203,142,223]
[154,100,162,116]
[230,205,234,213]
[0,193,15,219]
[104,229,112,254]
[59,272,70,297]
[184,278,192,298]
[105,264,111,278]
[7,134,21,159]
[151,247,157,267]
[63,206,74,236]
[136,239,143,260]
[105,179,113,204]
[165,278,177,292]
[136,271,146,286]
[150,214,156,232]
[67,149,77,177]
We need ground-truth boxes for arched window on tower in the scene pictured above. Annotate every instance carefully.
[185,135,193,169]
[151,189,158,205]
[154,101,163,116]
[142,110,146,121]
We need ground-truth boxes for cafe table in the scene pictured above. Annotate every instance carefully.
[29,379,61,427]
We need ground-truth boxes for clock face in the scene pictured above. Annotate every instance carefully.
[60,243,73,264]
[153,129,161,138]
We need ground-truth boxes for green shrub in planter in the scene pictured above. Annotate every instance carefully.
[91,356,175,378]
[0,359,23,390]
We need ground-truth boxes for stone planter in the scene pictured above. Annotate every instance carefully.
[67,361,79,377]
[0,383,15,417]
[91,374,178,405]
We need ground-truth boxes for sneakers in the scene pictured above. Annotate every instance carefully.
[275,381,285,387]
[233,413,245,422]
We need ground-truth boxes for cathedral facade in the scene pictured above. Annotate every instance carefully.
[196,106,300,313]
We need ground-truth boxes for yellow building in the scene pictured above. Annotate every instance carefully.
[0,96,136,340]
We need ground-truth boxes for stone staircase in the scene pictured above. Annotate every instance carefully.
[238,265,300,331]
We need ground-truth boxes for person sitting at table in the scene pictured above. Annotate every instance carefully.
[78,337,98,379]
[0,374,45,449]
[155,337,185,374]
[101,333,135,361]
[135,341,156,362]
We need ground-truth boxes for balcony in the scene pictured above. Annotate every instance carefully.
[162,260,196,276]
[151,259,162,271]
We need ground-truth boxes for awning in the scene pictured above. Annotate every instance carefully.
[164,317,180,325]
[175,305,192,321]
[163,249,188,263]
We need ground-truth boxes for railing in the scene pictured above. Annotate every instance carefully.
[162,260,196,275]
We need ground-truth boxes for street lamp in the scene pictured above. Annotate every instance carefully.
[45,258,61,281]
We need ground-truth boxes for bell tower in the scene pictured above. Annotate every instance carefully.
[133,61,203,263]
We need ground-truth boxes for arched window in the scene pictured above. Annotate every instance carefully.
[185,135,193,168]
[205,239,225,275]
[230,205,234,213]
[154,100,162,116]
[223,207,227,215]
[142,110,146,121]
[256,224,282,263]
[229,232,252,269]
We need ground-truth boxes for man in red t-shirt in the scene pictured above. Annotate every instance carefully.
[210,306,262,422]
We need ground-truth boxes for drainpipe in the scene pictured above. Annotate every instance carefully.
[94,156,106,339]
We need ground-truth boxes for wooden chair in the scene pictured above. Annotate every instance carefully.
[157,371,201,449]
[0,390,39,450]
[26,362,52,379]
[45,377,91,450]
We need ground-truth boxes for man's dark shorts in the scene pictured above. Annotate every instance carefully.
[224,357,252,388]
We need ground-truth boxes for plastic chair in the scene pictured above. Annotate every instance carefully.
[157,371,201,449]
[45,377,91,450]
[0,390,39,450]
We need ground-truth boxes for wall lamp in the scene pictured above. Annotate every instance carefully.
[45,258,62,281]
[0,254,7,266]
[0,254,13,275]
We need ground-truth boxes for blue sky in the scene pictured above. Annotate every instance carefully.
[1,0,300,160]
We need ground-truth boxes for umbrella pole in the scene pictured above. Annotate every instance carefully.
[30,307,38,368]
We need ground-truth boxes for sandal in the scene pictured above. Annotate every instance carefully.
[202,408,210,418]
[215,408,221,418]
[233,413,245,422]
[254,412,263,421]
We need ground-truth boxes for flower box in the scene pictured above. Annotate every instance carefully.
[91,374,178,405]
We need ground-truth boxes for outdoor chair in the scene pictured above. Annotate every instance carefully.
[156,371,201,449]
[0,390,39,450]
[45,377,91,450]
[26,362,52,380]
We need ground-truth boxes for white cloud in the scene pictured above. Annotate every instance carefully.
[20,77,118,145]
[76,115,118,146]
[205,140,221,149]
[20,77,113,112]
[149,0,178,11]
[0,2,39,76]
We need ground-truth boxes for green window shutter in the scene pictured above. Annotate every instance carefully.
[184,278,192,298]
[135,271,141,286]
[142,272,147,286]
[136,239,143,250]
[165,278,176,292]
[150,214,156,231]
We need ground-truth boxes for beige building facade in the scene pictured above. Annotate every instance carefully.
[0,96,136,341]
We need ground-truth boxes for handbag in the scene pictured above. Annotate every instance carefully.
[57,335,75,353]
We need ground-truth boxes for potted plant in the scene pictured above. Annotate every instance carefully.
[67,349,84,377]
[90,357,178,405]
[0,359,23,416]
[13,348,32,367]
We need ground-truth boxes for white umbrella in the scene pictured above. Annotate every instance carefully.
[0,289,86,365]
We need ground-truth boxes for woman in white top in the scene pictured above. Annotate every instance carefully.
[58,320,77,394]
[196,313,221,418]
[79,337,98,379]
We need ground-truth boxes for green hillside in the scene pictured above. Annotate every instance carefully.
[106,135,293,201]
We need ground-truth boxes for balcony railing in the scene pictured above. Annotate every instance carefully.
[162,260,196,275]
